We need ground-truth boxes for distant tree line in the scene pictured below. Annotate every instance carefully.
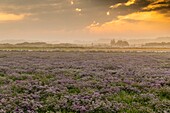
[143,42,170,47]
[110,39,129,47]
[0,42,80,48]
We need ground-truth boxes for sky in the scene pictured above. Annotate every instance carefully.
[0,0,170,43]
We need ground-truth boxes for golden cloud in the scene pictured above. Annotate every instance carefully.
[110,3,123,8]
[87,11,170,36]
[87,21,100,28]
[125,0,136,6]
[143,0,170,10]
[71,1,74,5]
[110,0,136,9]
[75,8,82,12]
[0,13,29,22]
[117,11,170,22]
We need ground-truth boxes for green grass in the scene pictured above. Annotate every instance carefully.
[157,87,170,100]
[67,86,80,94]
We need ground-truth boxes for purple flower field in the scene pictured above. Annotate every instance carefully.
[0,51,170,113]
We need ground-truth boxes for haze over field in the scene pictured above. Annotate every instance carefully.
[0,0,170,43]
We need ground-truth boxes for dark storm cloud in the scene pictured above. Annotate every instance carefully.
[0,0,169,30]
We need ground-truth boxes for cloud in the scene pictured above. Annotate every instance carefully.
[117,11,170,22]
[87,21,100,28]
[75,8,82,12]
[110,3,123,8]
[0,13,29,22]
[125,0,136,6]
[87,11,170,38]
[143,0,170,10]
[0,0,154,28]
[110,0,136,9]
[70,0,74,5]
[0,0,169,32]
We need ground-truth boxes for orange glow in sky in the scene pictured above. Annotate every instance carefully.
[0,0,169,43]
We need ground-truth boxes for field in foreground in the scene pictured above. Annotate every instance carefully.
[0,51,170,113]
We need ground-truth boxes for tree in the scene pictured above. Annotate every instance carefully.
[110,39,115,46]
[116,40,129,46]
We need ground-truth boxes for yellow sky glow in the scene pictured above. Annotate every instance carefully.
[87,11,170,36]
[0,0,169,41]
[0,13,27,22]
[117,11,170,22]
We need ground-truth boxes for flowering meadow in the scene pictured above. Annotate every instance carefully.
[0,51,169,113]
